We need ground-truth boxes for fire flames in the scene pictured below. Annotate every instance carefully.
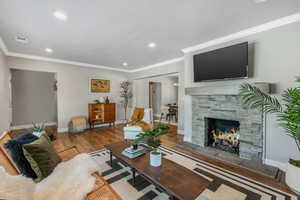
[211,128,240,147]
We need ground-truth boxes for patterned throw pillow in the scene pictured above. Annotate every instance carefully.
[4,133,39,179]
[23,134,61,181]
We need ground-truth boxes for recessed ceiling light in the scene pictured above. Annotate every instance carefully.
[148,42,156,48]
[45,48,53,53]
[53,10,68,21]
[254,0,267,3]
[15,35,29,44]
[122,62,128,66]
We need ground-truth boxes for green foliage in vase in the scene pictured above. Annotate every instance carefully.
[239,78,300,155]
[94,99,101,104]
[32,122,46,132]
[134,126,170,152]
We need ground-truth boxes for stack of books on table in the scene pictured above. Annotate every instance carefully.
[122,146,146,158]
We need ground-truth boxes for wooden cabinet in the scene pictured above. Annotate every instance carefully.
[88,103,116,128]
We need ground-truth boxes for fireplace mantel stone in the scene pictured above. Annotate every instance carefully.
[185,82,270,96]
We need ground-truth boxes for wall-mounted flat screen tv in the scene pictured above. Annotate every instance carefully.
[193,42,248,82]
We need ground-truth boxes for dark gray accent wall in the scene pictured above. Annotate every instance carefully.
[11,69,57,126]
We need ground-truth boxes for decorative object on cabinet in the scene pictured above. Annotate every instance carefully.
[105,96,110,104]
[88,103,116,128]
[90,79,110,93]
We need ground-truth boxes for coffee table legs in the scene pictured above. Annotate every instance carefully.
[110,151,113,167]
[132,168,136,186]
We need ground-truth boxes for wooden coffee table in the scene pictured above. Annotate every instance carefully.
[105,141,209,200]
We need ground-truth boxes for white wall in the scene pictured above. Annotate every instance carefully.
[11,69,57,126]
[129,60,185,131]
[7,56,129,132]
[150,76,178,106]
[0,49,10,135]
[183,21,300,168]
[133,76,178,116]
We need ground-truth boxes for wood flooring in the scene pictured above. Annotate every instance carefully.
[9,124,300,199]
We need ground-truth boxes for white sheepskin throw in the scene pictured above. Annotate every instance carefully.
[34,153,99,200]
[0,166,35,200]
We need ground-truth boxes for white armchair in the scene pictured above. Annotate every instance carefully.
[123,108,153,140]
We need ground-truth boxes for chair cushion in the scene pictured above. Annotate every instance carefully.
[4,133,39,179]
[124,125,143,132]
[22,134,61,180]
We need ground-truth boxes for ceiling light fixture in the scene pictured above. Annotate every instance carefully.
[15,35,29,44]
[122,62,128,66]
[53,10,68,21]
[148,42,156,48]
[254,0,267,3]
[45,48,53,53]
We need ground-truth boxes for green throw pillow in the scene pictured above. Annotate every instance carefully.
[22,134,61,181]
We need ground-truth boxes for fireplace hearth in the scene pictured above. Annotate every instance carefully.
[206,118,240,154]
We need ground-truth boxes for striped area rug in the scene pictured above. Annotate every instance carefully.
[89,146,297,200]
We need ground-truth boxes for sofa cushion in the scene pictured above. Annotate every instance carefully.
[4,133,39,179]
[22,134,61,180]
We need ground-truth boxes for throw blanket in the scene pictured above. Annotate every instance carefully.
[0,166,35,200]
[34,153,98,200]
[128,108,150,131]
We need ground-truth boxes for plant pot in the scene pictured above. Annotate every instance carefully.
[150,151,161,167]
[131,144,138,150]
[32,130,45,137]
[286,161,300,195]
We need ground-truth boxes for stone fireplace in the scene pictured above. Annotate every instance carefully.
[191,95,264,162]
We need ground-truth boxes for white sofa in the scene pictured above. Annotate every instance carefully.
[123,108,153,140]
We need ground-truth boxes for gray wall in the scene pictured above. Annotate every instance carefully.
[7,57,129,131]
[11,69,57,126]
[0,49,10,135]
[183,21,300,167]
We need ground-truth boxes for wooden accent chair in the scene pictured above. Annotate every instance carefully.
[0,132,121,200]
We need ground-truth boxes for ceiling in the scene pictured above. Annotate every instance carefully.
[1,0,300,70]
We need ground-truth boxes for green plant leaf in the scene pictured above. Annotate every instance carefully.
[239,83,282,113]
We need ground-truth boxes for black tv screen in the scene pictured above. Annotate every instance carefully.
[193,42,248,82]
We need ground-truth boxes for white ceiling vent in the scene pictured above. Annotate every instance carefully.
[15,35,29,44]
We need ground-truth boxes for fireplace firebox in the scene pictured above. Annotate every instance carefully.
[206,118,240,154]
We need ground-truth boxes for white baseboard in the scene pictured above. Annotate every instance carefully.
[58,120,124,133]
[11,122,57,130]
[183,135,192,143]
[57,127,68,133]
[177,129,184,135]
[265,159,287,171]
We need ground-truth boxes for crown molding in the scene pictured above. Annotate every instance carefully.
[6,52,129,72]
[129,57,184,73]
[0,37,8,55]
[182,12,300,54]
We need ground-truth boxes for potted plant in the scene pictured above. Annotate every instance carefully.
[239,78,300,194]
[120,81,133,122]
[134,126,169,167]
[32,122,46,137]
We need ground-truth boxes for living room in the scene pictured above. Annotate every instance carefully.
[1,1,300,200]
